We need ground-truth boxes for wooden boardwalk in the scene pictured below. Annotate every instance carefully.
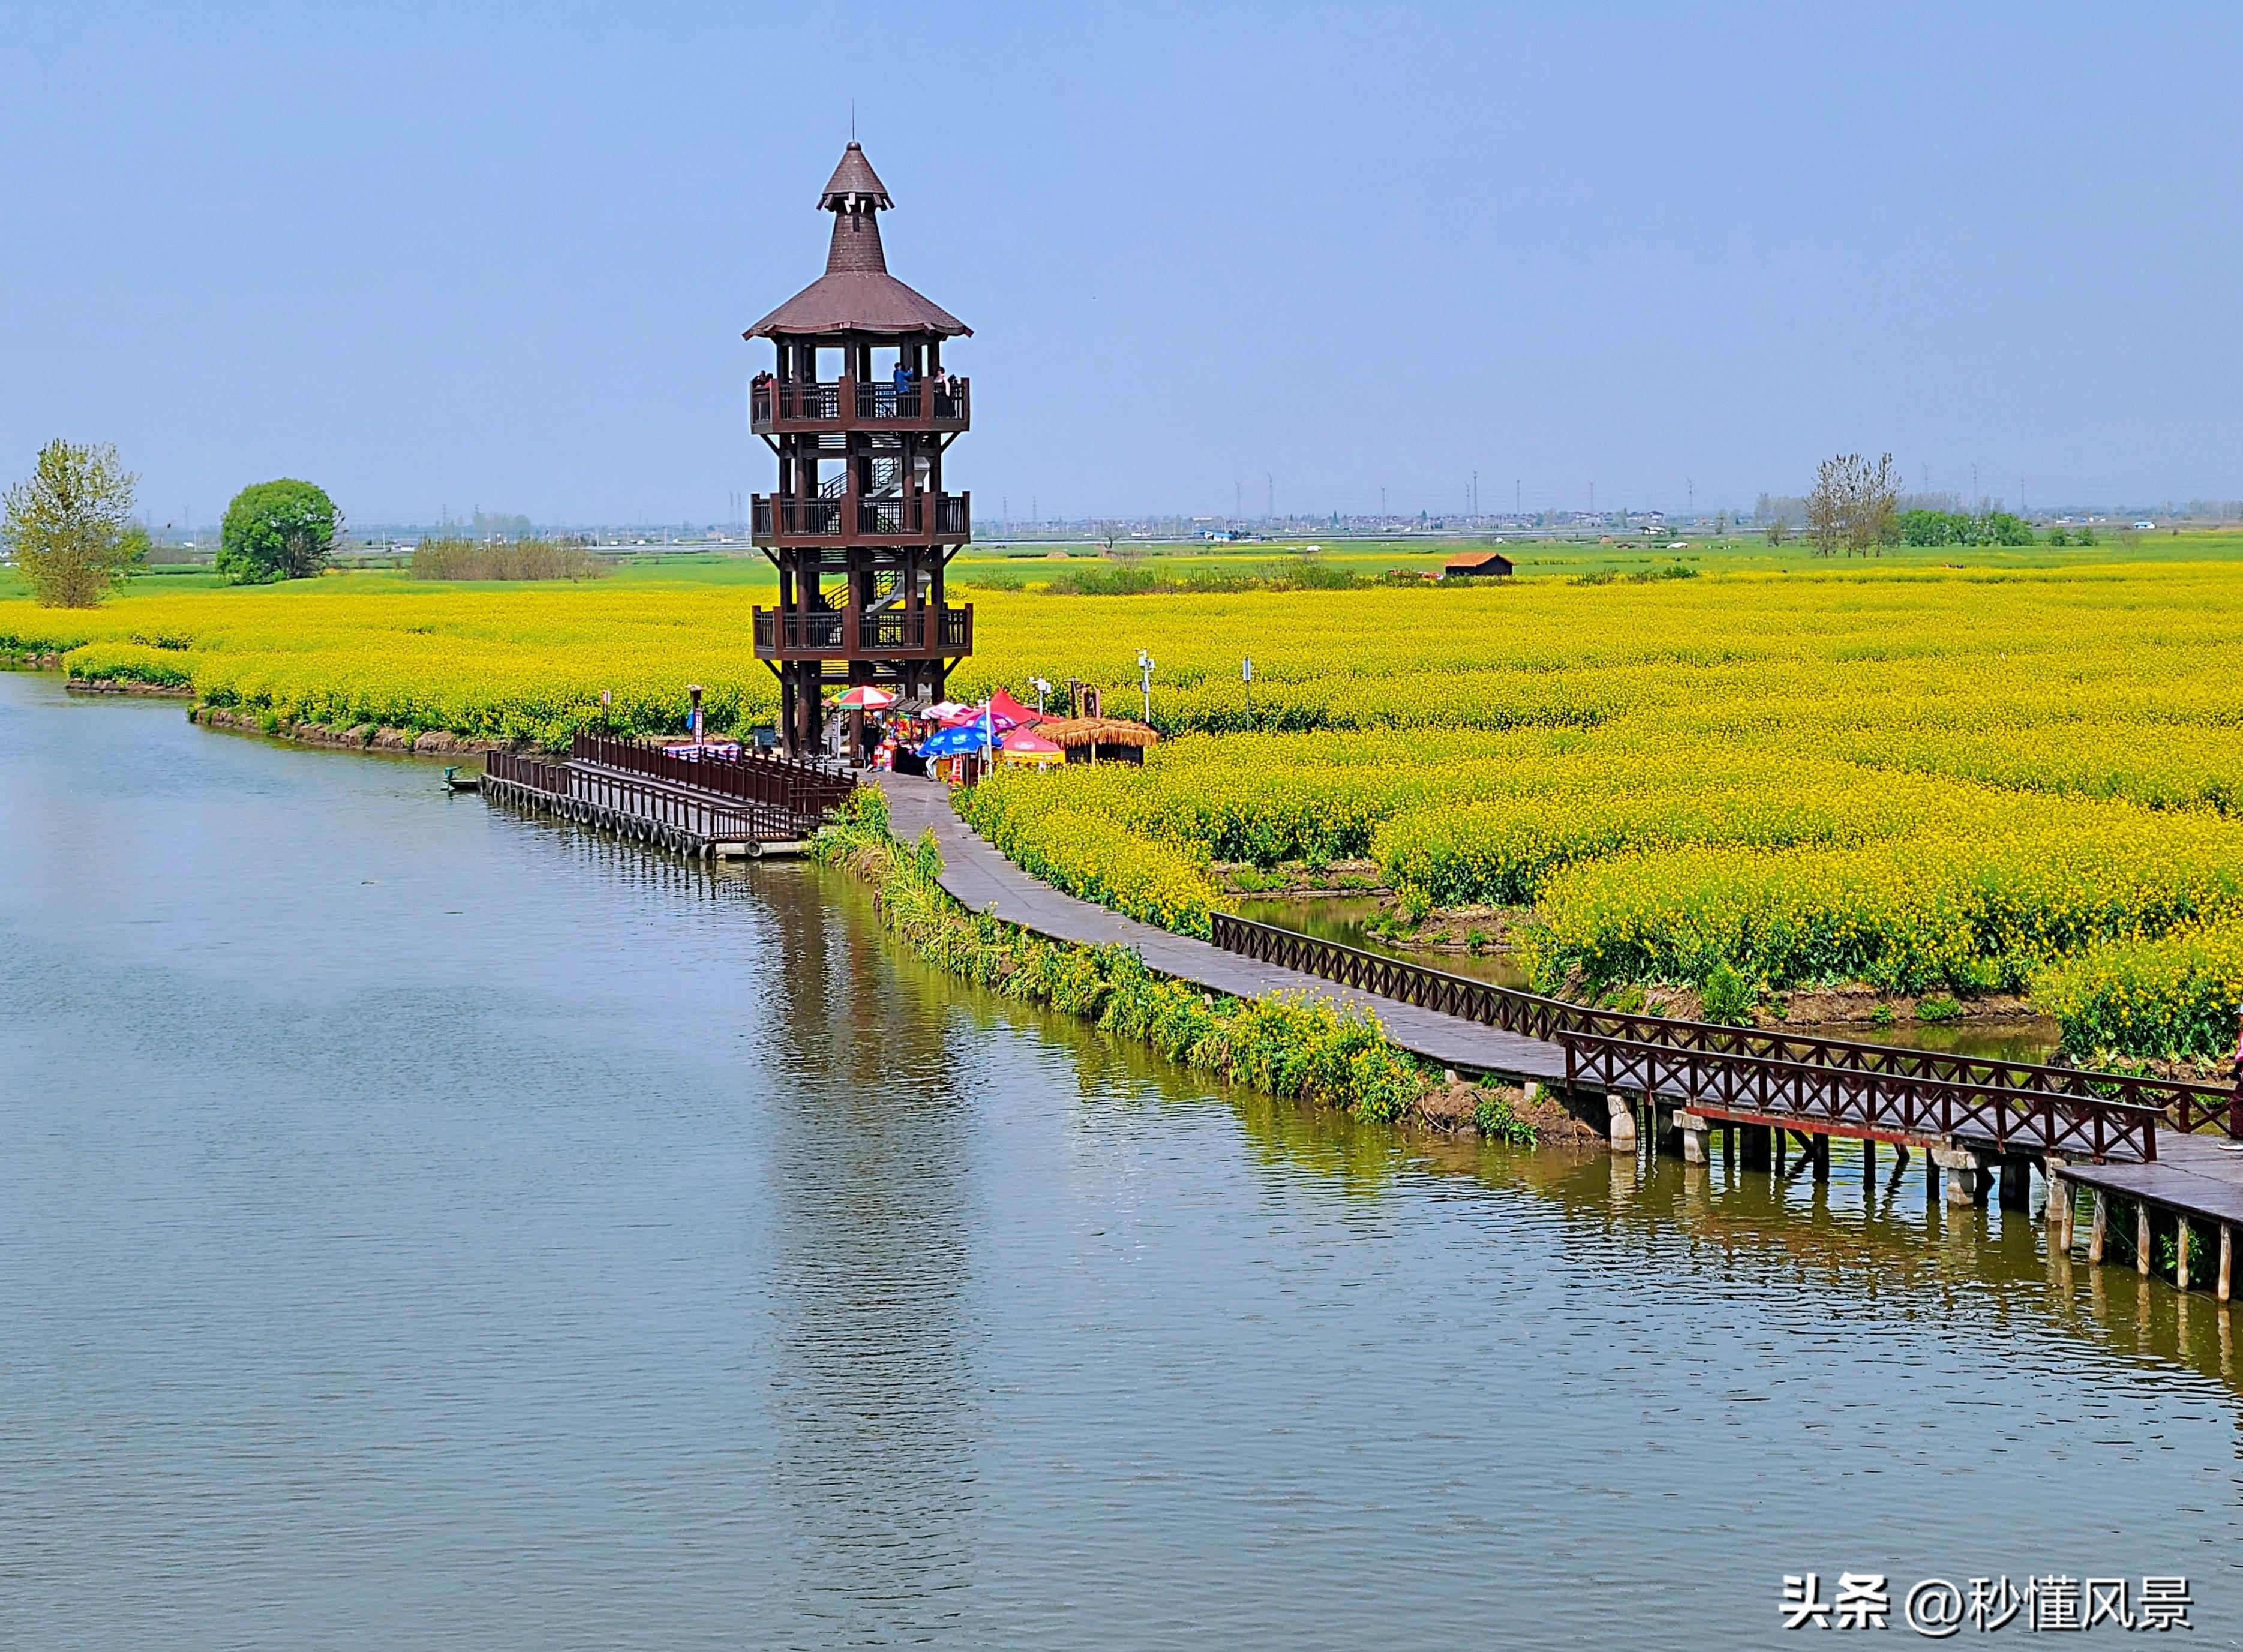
[873,772,1571,1082]
[484,759,2243,1293]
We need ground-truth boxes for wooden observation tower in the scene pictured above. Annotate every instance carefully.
[745,142,973,757]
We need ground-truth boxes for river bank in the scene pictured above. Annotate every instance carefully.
[810,788,1588,1144]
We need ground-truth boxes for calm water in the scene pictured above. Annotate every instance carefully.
[3,670,2239,1649]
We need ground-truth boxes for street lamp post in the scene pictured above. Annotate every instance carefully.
[1137,650,1155,725]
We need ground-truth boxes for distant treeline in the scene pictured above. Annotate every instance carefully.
[410,536,607,581]
[1758,491,1962,528]
[972,560,1451,596]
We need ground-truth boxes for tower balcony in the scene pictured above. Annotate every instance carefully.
[752,603,973,662]
[749,374,969,436]
[750,491,971,547]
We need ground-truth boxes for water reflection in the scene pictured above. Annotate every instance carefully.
[752,867,983,1636]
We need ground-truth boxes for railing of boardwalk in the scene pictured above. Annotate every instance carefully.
[485,749,569,794]
[570,732,855,835]
[1208,913,2230,1161]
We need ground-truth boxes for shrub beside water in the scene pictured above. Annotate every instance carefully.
[814,789,1453,1129]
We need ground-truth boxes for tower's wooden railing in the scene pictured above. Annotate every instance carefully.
[749,374,969,432]
[752,602,971,660]
[751,491,969,545]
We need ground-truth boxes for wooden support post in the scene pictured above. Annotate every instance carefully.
[2220,1224,2233,1303]
[1739,1123,1771,1171]
[1677,1111,1710,1166]
[1998,1156,2030,1211]
[2178,1216,2192,1291]
[2089,1190,2107,1264]
[1863,1138,1875,1186]
[1775,1131,1788,1174]
[1723,1122,1736,1171]
[1810,1133,1830,1184]
[2046,1166,2073,1255]
[2137,1202,2152,1278]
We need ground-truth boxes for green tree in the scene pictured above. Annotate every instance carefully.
[1974,510,2035,546]
[1763,518,1791,546]
[1899,508,1968,546]
[218,479,342,584]
[1,439,145,607]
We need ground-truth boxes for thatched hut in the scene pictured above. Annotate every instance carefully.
[1034,716,1160,765]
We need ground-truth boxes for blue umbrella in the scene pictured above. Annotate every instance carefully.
[918,723,998,758]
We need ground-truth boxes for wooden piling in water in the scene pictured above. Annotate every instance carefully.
[2137,1202,2152,1278]
[2221,1225,2233,1303]
[2089,1190,2107,1264]
[1739,1123,1770,1171]
[2178,1216,2192,1291]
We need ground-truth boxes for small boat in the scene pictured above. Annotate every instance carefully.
[442,765,482,793]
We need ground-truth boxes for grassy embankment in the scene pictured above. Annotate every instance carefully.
[814,784,1539,1142]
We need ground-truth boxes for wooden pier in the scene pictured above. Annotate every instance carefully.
[479,732,854,860]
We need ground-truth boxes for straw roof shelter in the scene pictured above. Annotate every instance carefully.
[1034,716,1160,764]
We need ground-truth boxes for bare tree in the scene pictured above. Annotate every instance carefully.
[1807,452,1900,558]
[1853,453,1899,556]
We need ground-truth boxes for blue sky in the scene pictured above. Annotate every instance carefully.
[4,2,2239,525]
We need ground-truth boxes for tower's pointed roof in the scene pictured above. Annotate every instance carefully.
[746,142,970,340]
[818,141,891,211]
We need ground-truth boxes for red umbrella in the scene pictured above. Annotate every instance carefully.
[833,685,899,710]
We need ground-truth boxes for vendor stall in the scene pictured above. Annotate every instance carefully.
[1032,716,1160,765]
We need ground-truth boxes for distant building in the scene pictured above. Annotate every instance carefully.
[1443,550,1514,579]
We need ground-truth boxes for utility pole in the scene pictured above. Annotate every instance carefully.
[1472,468,1479,517]
[1137,648,1155,723]
[1265,473,1273,521]
[1515,479,1521,515]
[1589,480,1596,516]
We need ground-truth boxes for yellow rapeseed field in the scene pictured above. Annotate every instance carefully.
[8,556,2243,1054]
